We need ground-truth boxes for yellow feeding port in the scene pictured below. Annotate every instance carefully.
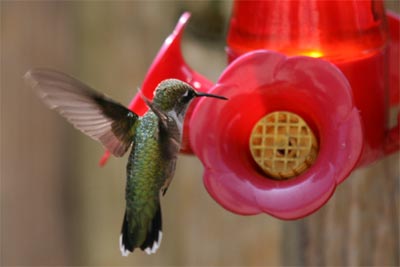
[249,111,319,180]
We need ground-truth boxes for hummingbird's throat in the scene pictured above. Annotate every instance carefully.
[167,110,184,136]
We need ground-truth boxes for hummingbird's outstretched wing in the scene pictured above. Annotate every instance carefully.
[24,68,138,157]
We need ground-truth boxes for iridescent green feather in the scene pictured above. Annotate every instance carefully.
[124,112,167,248]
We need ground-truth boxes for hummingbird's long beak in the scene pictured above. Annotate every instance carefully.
[195,91,228,100]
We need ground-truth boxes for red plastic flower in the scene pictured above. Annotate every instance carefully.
[190,50,363,219]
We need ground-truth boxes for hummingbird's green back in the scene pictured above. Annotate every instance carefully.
[122,111,169,253]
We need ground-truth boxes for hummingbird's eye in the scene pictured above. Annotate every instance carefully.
[181,90,195,104]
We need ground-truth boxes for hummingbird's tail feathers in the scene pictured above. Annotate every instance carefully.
[120,212,133,256]
[140,203,162,255]
[119,204,163,256]
[141,203,163,255]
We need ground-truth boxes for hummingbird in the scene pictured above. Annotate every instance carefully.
[24,69,227,256]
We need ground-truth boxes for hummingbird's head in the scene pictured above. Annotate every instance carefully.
[152,79,227,116]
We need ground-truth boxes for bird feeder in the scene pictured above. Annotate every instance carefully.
[102,0,400,219]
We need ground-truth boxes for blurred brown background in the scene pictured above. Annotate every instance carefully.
[1,1,399,266]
